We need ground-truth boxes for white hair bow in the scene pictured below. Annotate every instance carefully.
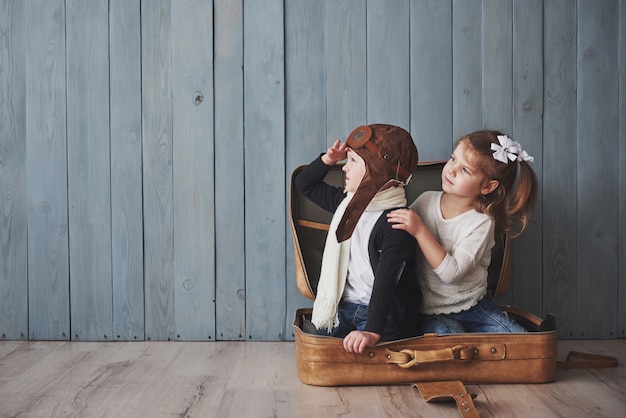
[491,135,534,164]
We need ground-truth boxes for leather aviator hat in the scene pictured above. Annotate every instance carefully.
[335,124,419,242]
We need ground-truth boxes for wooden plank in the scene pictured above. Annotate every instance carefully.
[576,0,619,339]
[410,0,453,161]
[326,0,367,139]
[366,0,410,127]
[510,0,543,316]
[0,340,625,417]
[484,0,514,308]
[141,0,175,341]
[543,0,578,339]
[109,0,144,341]
[452,0,482,140]
[25,0,70,341]
[480,2,513,316]
[171,0,215,341]
[617,0,626,338]
[243,0,286,341]
[482,0,512,132]
[66,0,112,341]
[0,0,623,344]
[221,343,308,417]
[214,0,245,340]
[284,0,326,339]
[0,0,28,340]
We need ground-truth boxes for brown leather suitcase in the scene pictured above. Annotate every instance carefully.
[289,161,556,413]
[289,161,616,416]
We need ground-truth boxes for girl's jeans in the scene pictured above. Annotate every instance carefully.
[418,293,527,334]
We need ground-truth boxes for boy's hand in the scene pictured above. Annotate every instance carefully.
[343,330,381,354]
[321,139,348,165]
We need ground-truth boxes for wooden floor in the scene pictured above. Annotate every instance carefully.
[0,339,624,417]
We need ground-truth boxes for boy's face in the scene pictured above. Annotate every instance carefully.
[342,149,366,193]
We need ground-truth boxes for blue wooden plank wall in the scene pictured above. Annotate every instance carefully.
[110,0,144,341]
[0,0,624,341]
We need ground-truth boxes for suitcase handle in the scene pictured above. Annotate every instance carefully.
[377,343,506,369]
[394,345,466,369]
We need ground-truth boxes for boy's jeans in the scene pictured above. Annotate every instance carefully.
[317,300,400,341]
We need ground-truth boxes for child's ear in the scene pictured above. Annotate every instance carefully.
[481,180,499,196]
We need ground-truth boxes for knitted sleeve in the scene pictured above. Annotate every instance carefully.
[433,218,494,284]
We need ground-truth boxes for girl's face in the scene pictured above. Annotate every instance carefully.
[442,141,495,200]
[342,149,366,193]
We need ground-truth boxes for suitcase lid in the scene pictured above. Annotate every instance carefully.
[289,161,511,301]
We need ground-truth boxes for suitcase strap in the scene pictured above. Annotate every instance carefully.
[407,351,617,418]
[557,351,618,369]
[377,343,504,368]
[413,381,479,418]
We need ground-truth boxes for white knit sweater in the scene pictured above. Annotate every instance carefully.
[410,191,495,315]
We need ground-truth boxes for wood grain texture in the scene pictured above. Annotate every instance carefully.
[141,0,175,341]
[576,0,619,339]
[243,0,286,341]
[482,0,513,132]
[284,0,326,338]
[0,0,27,340]
[214,0,246,341]
[171,0,215,341]
[366,0,410,127]
[510,0,544,317]
[452,0,482,139]
[66,0,113,341]
[0,340,624,417]
[619,0,626,339]
[410,0,453,162]
[481,0,514,308]
[543,0,578,338]
[110,0,144,341]
[25,0,71,341]
[326,0,367,139]
[0,0,625,342]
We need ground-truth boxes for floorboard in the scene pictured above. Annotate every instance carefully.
[0,339,624,417]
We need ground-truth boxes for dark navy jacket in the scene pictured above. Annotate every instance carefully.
[295,156,421,338]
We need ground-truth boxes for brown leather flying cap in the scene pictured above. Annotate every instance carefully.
[336,124,419,242]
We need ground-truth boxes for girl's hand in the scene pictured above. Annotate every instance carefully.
[343,330,381,354]
[387,208,424,238]
[388,208,447,270]
[321,139,348,165]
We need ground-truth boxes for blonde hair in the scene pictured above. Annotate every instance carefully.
[457,130,538,237]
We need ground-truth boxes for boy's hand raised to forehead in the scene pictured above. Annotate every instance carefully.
[321,139,349,165]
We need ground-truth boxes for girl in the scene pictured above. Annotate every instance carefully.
[387,130,537,334]
[296,124,421,353]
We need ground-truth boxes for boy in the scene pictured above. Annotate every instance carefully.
[296,124,421,353]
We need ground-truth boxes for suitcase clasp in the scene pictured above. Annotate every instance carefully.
[389,345,467,369]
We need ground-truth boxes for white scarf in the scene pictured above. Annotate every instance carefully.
[311,185,407,332]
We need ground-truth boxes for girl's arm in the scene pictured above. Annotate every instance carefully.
[388,207,494,284]
[387,209,446,270]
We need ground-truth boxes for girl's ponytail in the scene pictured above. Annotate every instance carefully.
[460,130,538,238]
[508,161,538,237]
